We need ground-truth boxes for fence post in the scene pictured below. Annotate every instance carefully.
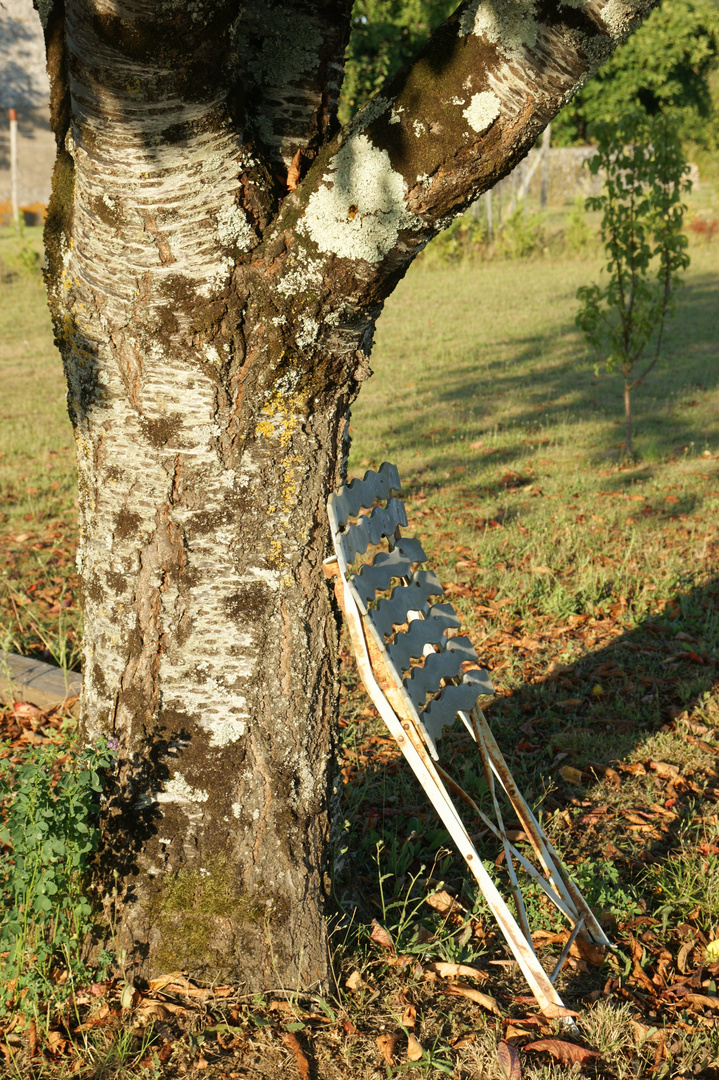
[9,108,19,228]
[540,122,551,209]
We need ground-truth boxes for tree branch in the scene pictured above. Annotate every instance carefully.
[269,0,661,309]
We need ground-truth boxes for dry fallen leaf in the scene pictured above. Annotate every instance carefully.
[149,971,186,993]
[370,920,395,952]
[685,993,719,1011]
[631,1021,661,1044]
[401,1004,417,1029]
[524,1039,598,1065]
[286,148,302,191]
[496,1039,522,1079]
[407,1033,424,1061]
[428,961,486,981]
[282,1031,311,1080]
[445,982,501,1016]
[539,1004,580,1020]
[505,1024,533,1040]
[677,940,694,973]
[425,890,465,917]
[28,1019,38,1059]
[345,969,367,991]
[135,1001,175,1024]
[650,760,680,779]
[45,1030,69,1056]
[559,765,585,786]
[622,762,647,776]
[376,1033,400,1066]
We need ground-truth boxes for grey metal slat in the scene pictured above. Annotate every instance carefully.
[350,538,428,608]
[369,573,446,636]
[421,672,494,742]
[337,497,408,565]
[328,461,401,529]
[403,645,471,709]
[385,613,460,673]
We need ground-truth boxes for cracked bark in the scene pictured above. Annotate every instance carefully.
[36,0,658,989]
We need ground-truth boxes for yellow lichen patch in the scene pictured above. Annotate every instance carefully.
[254,388,308,448]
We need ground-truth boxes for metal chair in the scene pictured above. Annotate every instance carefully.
[326,461,611,1017]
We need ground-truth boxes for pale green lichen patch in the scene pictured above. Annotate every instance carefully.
[348,95,391,135]
[208,718,247,748]
[462,91,501,134]
[216,203,255,251]
[234,8,323,88]
[157,773,210,804]
[301,134,417,264]
[459,0,539,59]
[599,0,639,39]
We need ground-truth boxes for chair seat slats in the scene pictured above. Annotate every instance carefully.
[336,498,408,565]
[328,462,401,530]
[351,538,428,608]
[369,572,445,637]
[421,673,494,740]
[403,638,477,709]
[386,613,461,672]
[328,461,611,1019]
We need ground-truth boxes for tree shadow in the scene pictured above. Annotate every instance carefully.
[365,269,719,483]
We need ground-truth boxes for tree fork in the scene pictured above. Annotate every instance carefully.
[36,0,659,989]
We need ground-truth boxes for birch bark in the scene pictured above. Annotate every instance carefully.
[37,0,658,989]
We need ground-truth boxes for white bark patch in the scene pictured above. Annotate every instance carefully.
[158,773,210,804]
[462,91,501,134]
[459,0,539,59]
[276,255,323,296]
[301,133,417,264]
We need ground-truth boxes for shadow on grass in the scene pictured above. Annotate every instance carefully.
[363,271,719,475]
[336,571,719,1003]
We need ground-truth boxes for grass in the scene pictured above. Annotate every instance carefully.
[0,226,80,671]
[0,211,718,1076]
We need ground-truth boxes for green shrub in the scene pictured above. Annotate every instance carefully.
[422,212,488,264]
[496,202,546,259]
[565,196,595,256]
[576,111,691,457]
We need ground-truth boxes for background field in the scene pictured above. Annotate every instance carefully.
[0,213,718,1077]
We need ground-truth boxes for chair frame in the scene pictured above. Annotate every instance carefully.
[326,462,611,1018]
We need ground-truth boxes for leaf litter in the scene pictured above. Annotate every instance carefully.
[1,448,719,1073]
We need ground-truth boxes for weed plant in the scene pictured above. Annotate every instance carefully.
[0,735,116,1018]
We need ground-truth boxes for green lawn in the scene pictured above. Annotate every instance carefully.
[0,220,718,1078]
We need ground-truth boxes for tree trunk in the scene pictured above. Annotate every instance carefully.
[37,0,660,989]
[624,378,633,457]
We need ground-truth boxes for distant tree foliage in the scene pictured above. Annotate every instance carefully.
[339,0,454,124]
[553,0,719,144]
